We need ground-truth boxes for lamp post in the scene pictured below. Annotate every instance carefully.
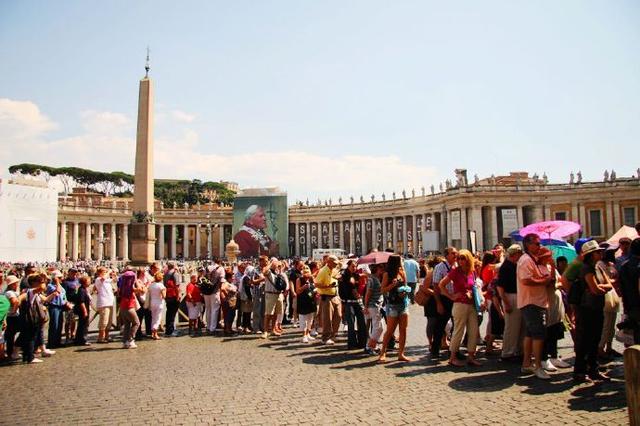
[203,213,219,261]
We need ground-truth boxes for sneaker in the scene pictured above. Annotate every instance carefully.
[550,357,571,368]
[364,347,377,355]
[534,367,551,380]
[171,331,180,337]
[128,341,138,349]
[541,359,557,372]
[28,358,44,364]
[42,349,56,357]
[302,336,310,343]
[261,332,268,339]
[307,335,316,341]
[588,371,611,381]
[122,342,130,349]
[324,339,335,345]
[310,330,318,337]
[520,365,535,375]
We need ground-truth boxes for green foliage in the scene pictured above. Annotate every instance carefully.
[7,163,236,205]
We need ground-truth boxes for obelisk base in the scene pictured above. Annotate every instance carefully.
[130,222,156,266]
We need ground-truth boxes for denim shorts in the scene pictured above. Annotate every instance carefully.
[386,304,409,318]
[521,304,547,339]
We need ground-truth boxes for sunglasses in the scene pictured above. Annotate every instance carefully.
[457,256,466,261]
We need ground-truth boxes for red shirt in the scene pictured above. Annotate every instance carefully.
[186,282,202,303]
[447,267,475,305]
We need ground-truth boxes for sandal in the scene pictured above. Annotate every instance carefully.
[448,359,465,367]
[467,359,482,366]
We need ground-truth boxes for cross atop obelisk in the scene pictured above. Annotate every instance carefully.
[130,50,156,265]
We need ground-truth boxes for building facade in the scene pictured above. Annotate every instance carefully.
[55,172,640,261]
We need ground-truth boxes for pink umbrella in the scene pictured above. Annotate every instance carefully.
[519,220,581,240]
[357,251,392,265]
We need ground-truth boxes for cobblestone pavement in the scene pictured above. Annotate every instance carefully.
[1,305,628,425]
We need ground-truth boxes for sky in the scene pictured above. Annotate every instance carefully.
[1,1,638,203]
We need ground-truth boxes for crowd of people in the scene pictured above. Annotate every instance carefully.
[1,225,639,384]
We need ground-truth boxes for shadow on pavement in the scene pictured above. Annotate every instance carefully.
[567,381,627,412]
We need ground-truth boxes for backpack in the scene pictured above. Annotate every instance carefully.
[21,291,48,326]
[198,276,215,296]
[204,266,225,295]
[163,271,179,299]
[273,274,287,292]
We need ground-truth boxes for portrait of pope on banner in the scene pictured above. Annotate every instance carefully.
[233,204,280,258]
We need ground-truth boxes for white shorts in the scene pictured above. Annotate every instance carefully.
[187,302,203,320]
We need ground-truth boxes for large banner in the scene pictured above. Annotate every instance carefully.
[406,215,414,253]
[288,223,296,256]
[385,218,394,248]
[298,223,308,257]
[342,222,351,253]
[232,190,288,258]
[374,219,383,250]
[363,219,371,254]
[451,210,461,240]
[501,208,519,237]
[321,222,330,248]
[332,222,340,248]
[356,220,364,255]
[310,222,319,251]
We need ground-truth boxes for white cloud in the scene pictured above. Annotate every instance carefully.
[171,109,195,123]
[80,110,131,135]
[0,99,438,202]
[0,98,57,140]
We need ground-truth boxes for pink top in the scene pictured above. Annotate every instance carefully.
[447,267,474,305]
[516,253,549,309]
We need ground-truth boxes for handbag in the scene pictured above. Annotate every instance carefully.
[603,289,620,312]
[414,284,432,306]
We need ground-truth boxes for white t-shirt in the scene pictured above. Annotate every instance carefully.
[94,277,115,308]
[148,281,166,307]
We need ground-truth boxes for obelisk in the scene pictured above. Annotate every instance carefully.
[130,50,156,265]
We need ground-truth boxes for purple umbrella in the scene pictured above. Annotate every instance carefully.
[519,220,581,240]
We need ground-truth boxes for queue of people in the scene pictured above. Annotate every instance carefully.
[1,230,639,386]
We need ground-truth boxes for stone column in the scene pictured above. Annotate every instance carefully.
[516,206,524,231]
[471,206,484,252]
[460,208,468,250]
[392,218,398,251]
[613,201,621,230]
[72,222,79,260]
[122,224,129,261]
[412,215,417,254]
[402,216,408,254]
[543,205,551,221]
[206,227,213,259]
[110,223,117,260]
[295,223,301,256]
[195,224,201,259]
[183,224,190,259]
[349,220,355,254]
[97,223,104,261]
[59,222,67,261]
[158,225,165,259]
[446,211,453,247]
[578,204,587,232]
[84,223,92,260]
[382,218,387,249]
[170,224,177,259]
[571,202,579,223]
[490,207,498,248]
[532,205,544,223]
[218,227,224,257]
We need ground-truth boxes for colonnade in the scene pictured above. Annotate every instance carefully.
[57,221,230,261]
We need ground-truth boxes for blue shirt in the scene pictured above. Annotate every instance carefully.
[46,282,67,307]
[403,259,419,283]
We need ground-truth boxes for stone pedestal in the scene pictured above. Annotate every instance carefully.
[130,222,156,265]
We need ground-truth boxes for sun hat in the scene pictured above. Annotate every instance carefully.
[4,275,19,287]
[574,238,593,254]
[581,240,604,256]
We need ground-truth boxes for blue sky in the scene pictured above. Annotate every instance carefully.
[1,1,638,202]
